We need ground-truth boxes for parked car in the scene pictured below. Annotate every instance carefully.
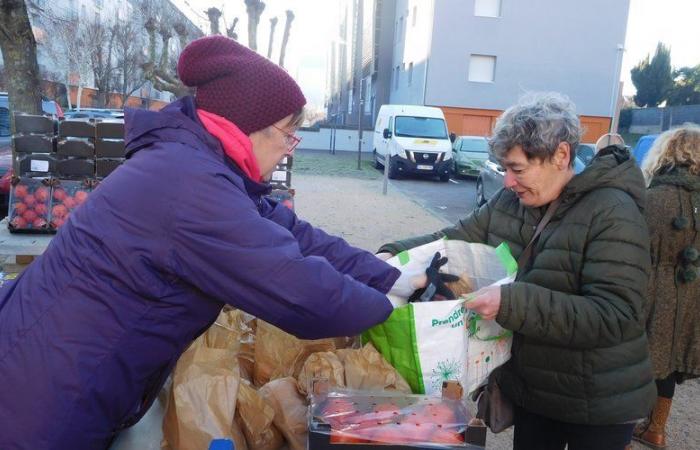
[451,135,489,177]
[64,108,124,120]
[574,143,596,165]
[631,134,658,167]
[476,153,587,206]
[0,92,63,218]
[373,104,452,182]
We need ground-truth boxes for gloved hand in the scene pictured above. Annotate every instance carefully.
[408,252,460,302]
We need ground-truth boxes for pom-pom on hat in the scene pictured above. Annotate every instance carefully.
[177,35,306,135]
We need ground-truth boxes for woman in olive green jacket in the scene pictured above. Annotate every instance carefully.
[379,93,655,450]
[633,125,700,449]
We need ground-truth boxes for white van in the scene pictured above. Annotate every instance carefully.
[373,104,452,182]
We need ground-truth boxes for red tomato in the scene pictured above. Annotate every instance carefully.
[52,204,68,219]
[23,209,37,223]
[13,203,27,215]
[330,429,367,444]
[74,190,88,205]
[63,196,76,210]
[11,216,27,228]
[34,187,49,203]
[53,188,67,201]
[32,217,47,228]
[421,402,456,425]
[282,199,293,209]
[431,429,465,445]
[23,194,36,207]
[34,204,47,217]
[322,399,357,426]
[368,424,410,445]
[52,218,65,228]
[14,184,28,199]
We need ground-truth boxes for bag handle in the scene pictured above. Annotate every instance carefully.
[516,197,562,274]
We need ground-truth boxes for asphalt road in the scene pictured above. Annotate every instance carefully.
[385,171,479,225]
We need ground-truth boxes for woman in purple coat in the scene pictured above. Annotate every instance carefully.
[0,36,407,449]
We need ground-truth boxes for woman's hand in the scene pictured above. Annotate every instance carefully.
[465,285,502,321]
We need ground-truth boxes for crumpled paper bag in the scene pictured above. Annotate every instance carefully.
[342,343,411,393]
[253,320,336,386]
[161,336,246,450]
[296,351,345,395]
[213,308,257,381]
[235,379,285,450]
[259,377,308,450]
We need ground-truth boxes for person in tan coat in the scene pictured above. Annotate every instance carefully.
[634,124,700,449]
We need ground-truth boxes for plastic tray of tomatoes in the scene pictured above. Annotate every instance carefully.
[49,179,95,230]
[266,188,295,211]
[309,389,484,449]
[7,177,52,233]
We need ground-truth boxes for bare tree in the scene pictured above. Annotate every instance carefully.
[46,17,93,110]
[140,0,190,98]
[267,17,278,59]
[244,0,265,52]
[206,7,222,35]
[0,0,42,117]
[279,10,295,68]
[113,19,146,108]
[227,17,239,40]
[80,18,116,107]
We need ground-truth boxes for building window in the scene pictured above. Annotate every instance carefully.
[81,4,87,19]
[468,55,497,82]
[408,62,414,85]
[412,6,417,26]
[394,65,400,90]
[348,88,353,114]
[474,0,502,18]
[399,16,404,42]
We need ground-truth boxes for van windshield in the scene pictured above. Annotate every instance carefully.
[395,116,447,139]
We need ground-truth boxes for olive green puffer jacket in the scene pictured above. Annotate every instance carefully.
[380,150,656,425]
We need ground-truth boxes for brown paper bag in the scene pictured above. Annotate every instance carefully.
[343,343,412,393]
[445,272,476,297]
[253,320,336,386]
[162,338,242,450]
[296,351,345,395]
[213,308,257,381]
[259,378,309,450]
[235,379,285,450]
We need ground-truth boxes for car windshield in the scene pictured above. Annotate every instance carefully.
[394,116,447,139]
[0,107,10,137]
[460,138,488,152]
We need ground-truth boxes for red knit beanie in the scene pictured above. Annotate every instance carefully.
[177,35,306,135]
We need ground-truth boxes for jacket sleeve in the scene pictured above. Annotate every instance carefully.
[376,188,501,254]
[496,199,651,349]
[260,199,400,293]
[168,182,393,340]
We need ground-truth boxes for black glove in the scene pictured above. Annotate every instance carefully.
[408,252,460,302]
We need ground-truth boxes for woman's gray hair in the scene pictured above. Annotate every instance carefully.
[489,92,583,166]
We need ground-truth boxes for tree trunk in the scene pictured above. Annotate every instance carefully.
[0,0,43,122]
[206,7,222,35]
[279,10,294,68]
[267,17,277,59]
[245,0,265,52]
[77,84,83,110]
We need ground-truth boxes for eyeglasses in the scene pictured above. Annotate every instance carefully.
[272,125,302,154]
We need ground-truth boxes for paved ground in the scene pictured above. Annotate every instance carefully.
[10,149,700,449]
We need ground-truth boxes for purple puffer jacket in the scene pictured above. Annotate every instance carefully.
[0,97,398,449]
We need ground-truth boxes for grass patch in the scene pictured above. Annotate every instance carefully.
[293,151,382,179]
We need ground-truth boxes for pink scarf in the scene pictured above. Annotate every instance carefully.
[197,109,262,182]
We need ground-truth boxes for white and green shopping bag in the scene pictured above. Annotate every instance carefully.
[365,239,517,396]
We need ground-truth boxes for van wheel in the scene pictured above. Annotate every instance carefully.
[439,173,450,182]
[476,178,486,206]
[388,159,399,179]
[374,150,384,170]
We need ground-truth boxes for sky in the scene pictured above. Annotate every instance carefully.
[621,0,700,96]
[172,0,700,109]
